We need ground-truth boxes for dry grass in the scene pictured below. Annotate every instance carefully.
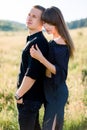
[0,28,87,130]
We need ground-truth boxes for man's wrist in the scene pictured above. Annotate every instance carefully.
[15,93,22,100]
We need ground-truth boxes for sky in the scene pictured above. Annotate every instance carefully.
[0,0,87,24]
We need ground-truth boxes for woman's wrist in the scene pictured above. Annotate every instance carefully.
[39,55,45,63]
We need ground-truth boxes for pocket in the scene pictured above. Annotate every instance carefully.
[17,102,24,114]
[17,102,24,108]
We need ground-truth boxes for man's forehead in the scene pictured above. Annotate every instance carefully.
[29,8,42,16]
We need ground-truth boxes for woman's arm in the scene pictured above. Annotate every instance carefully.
[30,44,56,75]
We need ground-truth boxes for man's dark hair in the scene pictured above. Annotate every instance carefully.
[33,5,46,14]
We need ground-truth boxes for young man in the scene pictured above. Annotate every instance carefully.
[15,5,48,130]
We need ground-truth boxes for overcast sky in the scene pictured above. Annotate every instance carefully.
[0,0,86,24]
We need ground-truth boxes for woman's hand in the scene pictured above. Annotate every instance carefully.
[30,44,43,62]
[30,44,56,74]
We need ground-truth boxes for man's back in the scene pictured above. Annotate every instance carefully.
[17,31,48,102]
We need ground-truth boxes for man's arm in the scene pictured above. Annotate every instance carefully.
[15,76,35,99]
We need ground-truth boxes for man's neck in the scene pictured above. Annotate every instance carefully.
[29,29,42,35]
[29,31,41,35]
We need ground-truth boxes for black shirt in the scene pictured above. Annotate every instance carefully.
[17,31,48,102]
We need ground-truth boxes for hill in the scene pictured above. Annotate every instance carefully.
[0,20,27,31]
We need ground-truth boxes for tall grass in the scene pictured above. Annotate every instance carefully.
[0,28,87,130]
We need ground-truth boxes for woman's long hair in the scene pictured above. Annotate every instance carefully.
[41,6,75,58]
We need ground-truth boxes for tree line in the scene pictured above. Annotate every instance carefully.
[0,20,27,31]
[67,17,87,29]
[0,18,87,31]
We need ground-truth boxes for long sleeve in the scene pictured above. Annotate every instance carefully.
[49,41,69,86]
[25,37,48,79]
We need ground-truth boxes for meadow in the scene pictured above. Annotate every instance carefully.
[0,28,87,130]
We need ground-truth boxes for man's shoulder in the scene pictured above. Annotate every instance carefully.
[37,34,48,44]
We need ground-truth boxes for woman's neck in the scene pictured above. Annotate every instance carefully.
[53,32,60,39]
[53,36,61,41]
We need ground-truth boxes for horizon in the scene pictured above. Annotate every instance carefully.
[0,17,87,25]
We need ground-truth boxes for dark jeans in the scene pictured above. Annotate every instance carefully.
[17,100,42,130]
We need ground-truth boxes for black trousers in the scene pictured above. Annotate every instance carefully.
[17,100,42,130]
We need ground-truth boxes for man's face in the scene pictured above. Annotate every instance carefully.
[26,7,43,31]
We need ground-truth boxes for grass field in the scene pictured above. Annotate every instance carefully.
[0,28,87,130]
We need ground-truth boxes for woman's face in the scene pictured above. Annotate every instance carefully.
[43,22,57,35]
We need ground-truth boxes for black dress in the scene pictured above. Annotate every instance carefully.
[42,40,69,130]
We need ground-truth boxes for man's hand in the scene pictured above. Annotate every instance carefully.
[16,98,23,104]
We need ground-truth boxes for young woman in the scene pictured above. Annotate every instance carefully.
[30,6,75,130]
